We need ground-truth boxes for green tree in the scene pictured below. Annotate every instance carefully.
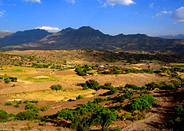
[0,110,9,122]
[86,79,99,90]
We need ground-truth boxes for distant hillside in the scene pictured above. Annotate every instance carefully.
[159,34,184,39]
[0,32,12,38]
[1,26,184,54]
[0,29,51,47]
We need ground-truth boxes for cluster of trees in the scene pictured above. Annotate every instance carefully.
[100,67,154,75]
[75,64,155,76]
[0,76,17,83]
[50,101,117,131]
[93,91,134,104]
[15,105,43,121]
[145,81,183,90]
[78,80,121,97]
[129,95,156,112]
[0,103,44,122]
[114,91,134,103]
[75,64,96,76]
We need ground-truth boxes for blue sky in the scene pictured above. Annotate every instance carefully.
[0,0,183,36]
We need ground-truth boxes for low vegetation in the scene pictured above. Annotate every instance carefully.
[49,101,117,131]
[50,85,62,91]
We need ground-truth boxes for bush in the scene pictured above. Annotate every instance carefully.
[0,110,9,122]
[75,68,87,76]
[174,104,183,116]
[86,79,99,90]
[50,85,62,91]
[23,100,29,104]
[53,101,117,130]
[102,87,118,96]
[14,104,20,108]
[93,98,105,104]
[25,104,39,112]
[77,83,88,90]
[125,84,140,90]
[39,106,48,111]
[76,95,83,100]
[129,95,156,112]
[9,77,17,82]
[4,102,12,106]
[68,99,75,102]
[4,78,10,83]
[15,110,42,120]
[29,100,38,104]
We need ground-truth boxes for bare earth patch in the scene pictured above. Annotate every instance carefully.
[84,73,169,87]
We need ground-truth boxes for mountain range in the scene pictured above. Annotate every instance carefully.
[159,34,184,39]
[0,26,184,54]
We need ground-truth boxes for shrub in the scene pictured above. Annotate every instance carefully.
[125,84,140,90]
[75,68,87,76]
[4,78,10,83]
[76,95,83,100]
[23,100,29,104]
[9,77,17,82]
[15,110,42,120]
[86,79,99,90]
[77,83,88,90]
[174,104,183,116]
[29,100,38,104]
[102,87,118,96]
[68,99,75,102]
[50,85,62,91]
[25,104,39,112]
[0,110,9,122]
[39,106,48,111]
[129,95,156,112]
[93,98,105,104]
[4,102,12,106]
[53,101,117,130]
[14,104,20,108]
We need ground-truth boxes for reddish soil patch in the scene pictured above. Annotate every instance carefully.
[84,73,169,87]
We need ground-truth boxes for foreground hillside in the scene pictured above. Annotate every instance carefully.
[0,26,184,54]
[0,50,184,131]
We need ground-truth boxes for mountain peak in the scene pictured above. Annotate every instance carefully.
[78,26,94,30]
[60,27,75,33]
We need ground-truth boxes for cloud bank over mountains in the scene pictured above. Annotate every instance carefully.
[36,26,61,32]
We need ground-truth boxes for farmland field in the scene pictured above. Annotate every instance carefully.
[0,50,183,131]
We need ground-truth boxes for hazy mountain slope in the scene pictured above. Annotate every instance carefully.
[159,34,184,39]
[33,26,184,53]
[1,26,184,54]
[0,32,12,38]
[0,29,51,47]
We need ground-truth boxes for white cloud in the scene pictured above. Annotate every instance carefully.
[104,0,135,6]
[156,10,172,16]
[174,7,184,22]
[0,10,5,17]
[36,26,61,32]
[24,0,41,3]
[66,0,76,4]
